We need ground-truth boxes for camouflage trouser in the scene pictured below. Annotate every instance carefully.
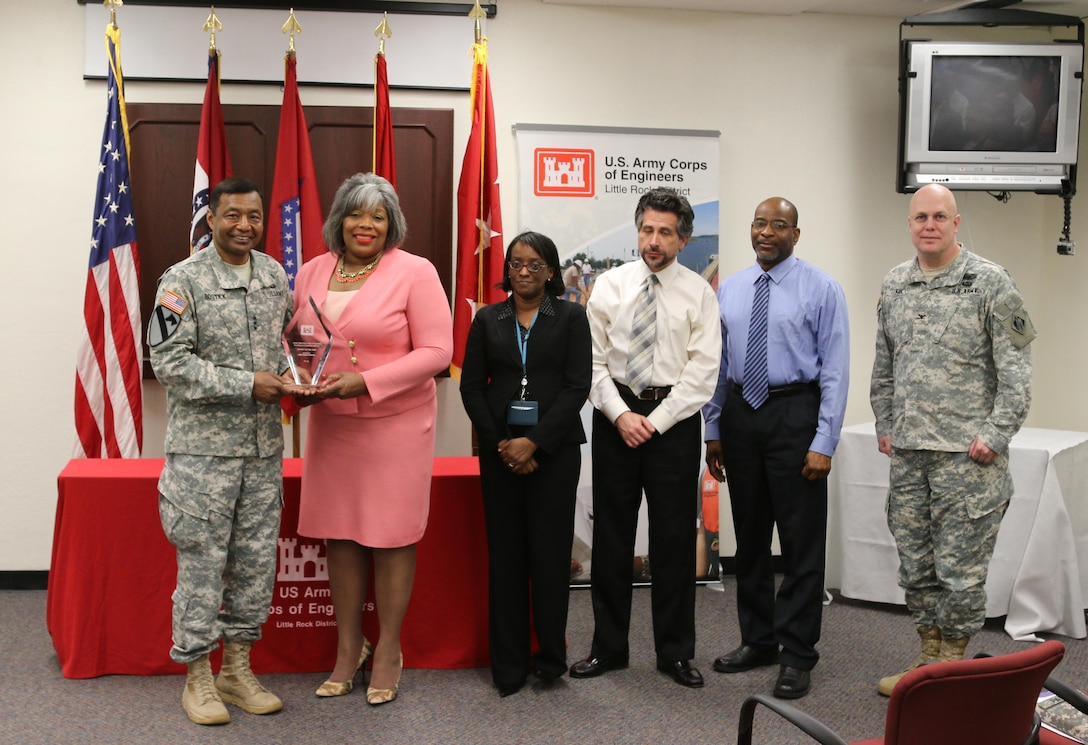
[159,453,283,664]
[887,448,1012,638]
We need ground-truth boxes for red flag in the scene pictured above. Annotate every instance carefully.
[373,52,397,188]
[74,23,142,458]
[451,40,504,380]
[191,48,232,252]
[267,51,325,290]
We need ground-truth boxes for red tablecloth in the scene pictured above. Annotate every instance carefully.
[47,457,488,678]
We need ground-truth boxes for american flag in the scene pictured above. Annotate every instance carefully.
[73,23,142,458]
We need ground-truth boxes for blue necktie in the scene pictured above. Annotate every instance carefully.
[743,273,770,409]
[626,274,658,396]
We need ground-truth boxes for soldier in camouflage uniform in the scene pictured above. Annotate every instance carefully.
[148,177,293,725]
[870,183,1035,697]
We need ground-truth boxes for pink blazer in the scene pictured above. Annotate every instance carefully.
[291,248,453,418]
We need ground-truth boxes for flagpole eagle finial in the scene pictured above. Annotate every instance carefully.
[374,12,392,56]
[204,6,223,52]
[103,0,123,29]
[283,8,303,54]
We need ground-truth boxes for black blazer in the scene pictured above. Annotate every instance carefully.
[460,293,591,454]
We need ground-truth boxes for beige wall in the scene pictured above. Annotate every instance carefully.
[3,0,1085,570]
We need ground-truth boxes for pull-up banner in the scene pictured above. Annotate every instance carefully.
[513,123,722,585]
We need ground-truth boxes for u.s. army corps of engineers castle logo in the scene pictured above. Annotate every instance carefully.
[277,537,329,582]
[534,148,595,197]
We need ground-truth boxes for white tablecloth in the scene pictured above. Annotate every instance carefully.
[827,423,1088,640]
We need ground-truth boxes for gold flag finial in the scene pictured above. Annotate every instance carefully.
[282,8,302,54]
[468,0,486,44]
[103,0,123,29]
[374,12,392,56]
[204,6,223,52]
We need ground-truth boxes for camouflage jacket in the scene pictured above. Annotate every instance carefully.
[149,247,292,457]
[870,248,1034,453]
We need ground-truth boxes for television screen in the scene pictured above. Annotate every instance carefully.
[929,56,1061,154]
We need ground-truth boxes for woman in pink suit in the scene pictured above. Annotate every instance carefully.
[287,173,452,706]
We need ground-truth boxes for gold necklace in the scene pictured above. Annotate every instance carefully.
[336,252,383,283]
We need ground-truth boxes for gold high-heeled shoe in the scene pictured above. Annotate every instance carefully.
[315,637,374,698]
[366,653,403,706]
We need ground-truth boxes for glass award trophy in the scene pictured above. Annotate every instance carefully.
[282,295,334,387]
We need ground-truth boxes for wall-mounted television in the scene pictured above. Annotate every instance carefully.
[898,40,1084,194]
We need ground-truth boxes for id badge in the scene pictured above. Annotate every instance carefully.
[506,400,539,426]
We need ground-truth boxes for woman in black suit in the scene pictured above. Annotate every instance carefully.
[460,231,592,698]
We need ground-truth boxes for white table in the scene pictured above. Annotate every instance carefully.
[827,423,1088,640]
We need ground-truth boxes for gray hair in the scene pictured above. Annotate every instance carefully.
[323,173,407,254]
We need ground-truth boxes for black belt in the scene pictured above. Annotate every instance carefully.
[729,381,817,399]
[616,382,672,401]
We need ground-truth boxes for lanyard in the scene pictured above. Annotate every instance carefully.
[514,310,538,400]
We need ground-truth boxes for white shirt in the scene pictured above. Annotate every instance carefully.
[587,257,721,435]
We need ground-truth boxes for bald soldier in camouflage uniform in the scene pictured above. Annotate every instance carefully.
[149,177,293,725]
[870,183,1035,697]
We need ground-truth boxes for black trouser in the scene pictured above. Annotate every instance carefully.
[720,387,826,671]
[479,443,580,687]
[588,395,700,664]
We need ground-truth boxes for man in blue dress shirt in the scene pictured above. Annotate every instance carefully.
[702,197,849,699]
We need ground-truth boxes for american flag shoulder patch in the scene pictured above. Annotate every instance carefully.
[159,290,188,315]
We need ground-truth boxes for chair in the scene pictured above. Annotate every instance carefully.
[737,639,1065,745]
[1039,672,1088,745]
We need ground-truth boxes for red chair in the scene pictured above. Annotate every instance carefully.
[738,639,1066,745]
[1039,673,1088,745]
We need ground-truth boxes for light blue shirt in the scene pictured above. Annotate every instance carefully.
[702,255,850,456]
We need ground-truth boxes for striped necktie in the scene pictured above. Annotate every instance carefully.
[743,272,770,409]
[626,274,658,396]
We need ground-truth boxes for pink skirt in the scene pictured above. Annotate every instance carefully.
[298,398,436,548]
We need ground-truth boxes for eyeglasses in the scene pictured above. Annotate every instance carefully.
[507,259,548,274]
[751,219,795,231]
[911,213,953,224]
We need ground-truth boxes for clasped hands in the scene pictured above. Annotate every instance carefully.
[499,437,538,475]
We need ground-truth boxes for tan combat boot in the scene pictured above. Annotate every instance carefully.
[937,635,970,661]
[877,625,942,696]
[182,654,230,725]
[215,641,283,714]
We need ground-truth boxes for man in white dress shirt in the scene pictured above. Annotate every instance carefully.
[569,187,721,688]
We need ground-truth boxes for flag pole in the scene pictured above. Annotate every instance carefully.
[373,12,392,168]
[280,7,305,456]
[76,0,143,457]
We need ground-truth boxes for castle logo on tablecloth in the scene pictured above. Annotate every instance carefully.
[277,537,328,582]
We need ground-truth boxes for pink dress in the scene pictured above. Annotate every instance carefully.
[292,249,453,547]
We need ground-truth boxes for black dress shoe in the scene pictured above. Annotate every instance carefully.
[713,644,779,673]
[656,659,704,688]
[497,682,522,698]
[773,665,811,699]
[569,656,627,679]
[532,667,563,683]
